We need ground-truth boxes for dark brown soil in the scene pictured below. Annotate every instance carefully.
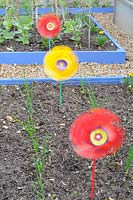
[0,83,133,200]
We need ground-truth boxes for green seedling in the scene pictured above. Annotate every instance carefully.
[104,0,111,7]
[88,86,105,108]
[0,12,15,43]
[96,35,108,47]
[14,79,47,200]
[13,15,33,45]
[91,0,101,7]
[90,22,100,33]
[126,145,133,174]
[80,80,105,108]
[63,14,82,45]
[80,80,87,95]
[123,74,133,93]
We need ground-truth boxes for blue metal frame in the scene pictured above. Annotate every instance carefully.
[0,7,125,64]
[0,76,125,85]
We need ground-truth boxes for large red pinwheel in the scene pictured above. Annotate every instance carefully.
[70,108,125,200]
[70,108,125,159]
[37,13,61,38]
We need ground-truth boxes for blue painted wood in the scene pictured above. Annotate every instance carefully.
[0,7,114,15]
[66,7,114,14]
[0,76,125,85]
[0,50,125,64]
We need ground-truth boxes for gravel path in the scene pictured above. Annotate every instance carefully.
[0,13,133,78]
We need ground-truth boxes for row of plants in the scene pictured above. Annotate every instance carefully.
[0,12,109,49]
[0,14,33,45]
[0,0,112,9]
[0,0,113,49]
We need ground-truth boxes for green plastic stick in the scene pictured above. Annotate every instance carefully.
[59,81,63,105]
[48,38,51,50]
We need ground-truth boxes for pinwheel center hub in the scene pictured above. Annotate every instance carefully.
[94,134,102,141]
[56,60,68,71]
[90,128,108,146]
[46,22,55,31]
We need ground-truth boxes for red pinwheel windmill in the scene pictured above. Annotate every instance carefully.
[70,108,125,200]
[37,13,61,38]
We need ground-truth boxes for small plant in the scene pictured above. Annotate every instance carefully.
[0,7,15,43]
[90,22,99,33]
[14,79,47,200]
[91,0,101,7]
[0,0,6,8]
[13,15,33,45]
[80,80,105,108]
[104,0,111,7]
[0,19,15,43]
[63,14,82,45]
[96,35,108,47]
[123,73,133,93]
[73,0,81,7]
[80,80,87,95]
[41,36,59,49]
[126,145,133,174]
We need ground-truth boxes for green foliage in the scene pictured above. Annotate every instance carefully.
[14,79,47,200]
[91,0,101,7]
[5,5,15,17]
[88,86,105,108]
[55,10,87,50]
[80,80,87,95]
[63,14,82,45]
[104,0,111,7]
[41,36,59,49]
[126,145,133,174]
[90,22,99,33]
[96,35,108,47]
[80,80,105,108]
[123,75,133,93]
[0,0,5,7]
[41,38,48,48]
[0,27,15,43]
[13,15,33,44]
[0,2,33,45]
[73,0,81,7]
[0,5,15,43]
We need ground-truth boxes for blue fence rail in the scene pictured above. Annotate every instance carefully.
[0,7,114,15]
[0,76,125,85]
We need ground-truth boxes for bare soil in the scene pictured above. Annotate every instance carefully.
[0,83,133,200]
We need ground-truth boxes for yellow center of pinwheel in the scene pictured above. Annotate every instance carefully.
[46,22,55,31]
[90,129,108,146]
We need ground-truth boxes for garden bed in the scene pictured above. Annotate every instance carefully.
[0,13,132,80]
[0,17,116,52]
[0,7,125,64]
[0,83,133,200]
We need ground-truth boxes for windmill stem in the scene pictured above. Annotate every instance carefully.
[90,159,96,200]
